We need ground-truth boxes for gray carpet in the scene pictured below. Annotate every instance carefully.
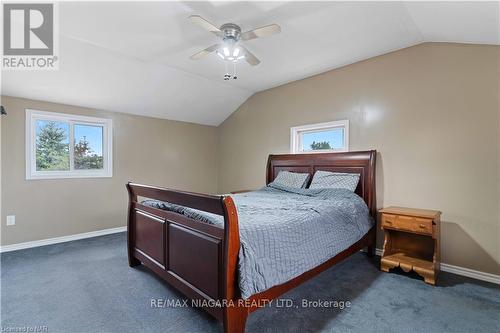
[1,233,499,333]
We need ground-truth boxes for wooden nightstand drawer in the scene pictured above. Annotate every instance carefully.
[413,218,433,235]
[381,213,433,235]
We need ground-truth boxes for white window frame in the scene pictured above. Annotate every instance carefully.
[26,109,113,180]
[290,120,349,154]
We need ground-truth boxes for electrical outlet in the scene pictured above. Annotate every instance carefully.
[6,215,15,226]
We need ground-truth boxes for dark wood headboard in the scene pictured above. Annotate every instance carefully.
[266,150,377,217]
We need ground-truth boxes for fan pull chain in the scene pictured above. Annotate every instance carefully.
[224,61,230,80]
[233,61,237,80]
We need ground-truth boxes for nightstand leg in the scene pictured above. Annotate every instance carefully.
[414,267,436,285]
[424,274,436,285]
[380,259,394,273]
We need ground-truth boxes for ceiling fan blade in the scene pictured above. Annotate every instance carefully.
[190,44,220,60]
[189,15,221,33]
[240,46,260,66]
[241,24,281,41]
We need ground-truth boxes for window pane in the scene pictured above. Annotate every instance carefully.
[301,128,344,151]
[36,120,70,171]
[74,124,104,170]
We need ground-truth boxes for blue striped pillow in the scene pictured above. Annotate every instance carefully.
[309,171,360,191]
[271,171,310,189]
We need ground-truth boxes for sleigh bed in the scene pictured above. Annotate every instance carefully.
[126,150,377,333]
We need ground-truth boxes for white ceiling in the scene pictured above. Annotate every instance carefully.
[2,1,499,126]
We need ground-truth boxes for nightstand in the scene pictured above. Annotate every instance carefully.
[379,206,441,285]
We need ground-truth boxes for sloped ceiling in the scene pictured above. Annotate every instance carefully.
[1,1,499,126]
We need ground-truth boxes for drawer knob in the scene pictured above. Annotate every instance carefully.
[386,221,392,224]
[419,224,426,229]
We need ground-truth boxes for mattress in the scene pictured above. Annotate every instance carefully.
[142,183,373,299]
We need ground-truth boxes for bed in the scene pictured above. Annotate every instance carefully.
[126,150,377,333]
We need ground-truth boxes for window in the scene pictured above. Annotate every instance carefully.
[26,109,112,179]
[290,120,349,154]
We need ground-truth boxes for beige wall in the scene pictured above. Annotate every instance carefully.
[1,43,499,276]
[0,96,218,245]
[217,43,500,275]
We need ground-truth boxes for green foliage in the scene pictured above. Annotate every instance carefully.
[36,121,69,171]
[74,136,103,170]
[36,122,103,171]
[310,141,332,150]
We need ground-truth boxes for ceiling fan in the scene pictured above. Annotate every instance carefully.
[188,15,281,80]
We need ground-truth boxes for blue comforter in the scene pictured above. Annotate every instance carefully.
[143,184,373,299]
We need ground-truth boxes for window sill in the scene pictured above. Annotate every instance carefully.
[26,171,113,180]
[292,149,349,154]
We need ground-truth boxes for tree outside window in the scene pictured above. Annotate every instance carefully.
[27,109,112,179]
[36,120,70,171]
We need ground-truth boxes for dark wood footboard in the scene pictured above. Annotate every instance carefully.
[126,183,241,321]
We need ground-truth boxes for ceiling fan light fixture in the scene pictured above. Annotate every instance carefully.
[188,15,280,78]
[216,44,245,63]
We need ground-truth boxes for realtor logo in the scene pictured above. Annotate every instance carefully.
[2,2,59,70]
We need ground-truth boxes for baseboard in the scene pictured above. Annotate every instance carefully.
[439,263,500,285]
[374,248,500,285]
[0,226,126,253]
